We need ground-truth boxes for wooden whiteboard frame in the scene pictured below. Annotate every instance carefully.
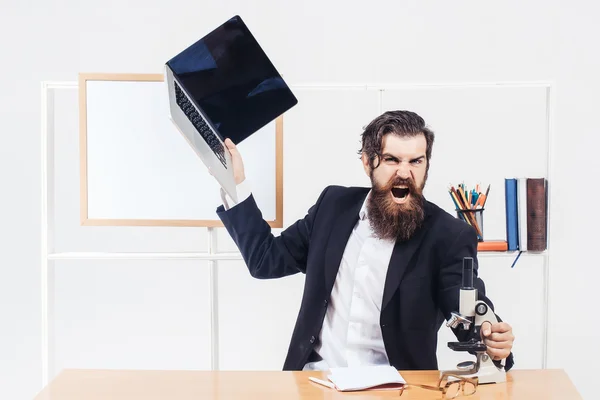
[78,72,284,228]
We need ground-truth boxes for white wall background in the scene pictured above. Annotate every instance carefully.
[1,1,598,399]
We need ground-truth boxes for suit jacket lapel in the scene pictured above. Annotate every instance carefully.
[323,189,369,294]
[381,202,434,311]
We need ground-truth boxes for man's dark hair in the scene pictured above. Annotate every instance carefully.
[360,110,435,172]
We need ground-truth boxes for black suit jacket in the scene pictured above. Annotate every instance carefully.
[217,185,514,371]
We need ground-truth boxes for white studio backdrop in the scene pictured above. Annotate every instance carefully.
[41,80,552,385]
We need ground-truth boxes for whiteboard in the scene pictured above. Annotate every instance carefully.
[78,73,283,227]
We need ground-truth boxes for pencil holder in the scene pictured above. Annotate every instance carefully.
[456,209,484,241]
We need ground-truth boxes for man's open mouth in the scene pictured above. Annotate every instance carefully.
[391,186,410,204]
[391,187,410,200]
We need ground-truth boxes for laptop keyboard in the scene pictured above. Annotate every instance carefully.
[174,81,227,168]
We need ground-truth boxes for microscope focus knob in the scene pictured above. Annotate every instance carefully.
[476,303,488,316]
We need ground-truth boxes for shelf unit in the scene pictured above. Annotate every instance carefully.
[41,79,553,386]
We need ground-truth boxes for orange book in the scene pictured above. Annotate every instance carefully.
[478,241,508,252]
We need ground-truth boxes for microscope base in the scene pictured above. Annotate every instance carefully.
[476,362,507,384]
[440,353,506,384]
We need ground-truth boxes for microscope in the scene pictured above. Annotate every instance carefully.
[443,256,507,384]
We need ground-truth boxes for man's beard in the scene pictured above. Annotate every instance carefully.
[366,174,426,242]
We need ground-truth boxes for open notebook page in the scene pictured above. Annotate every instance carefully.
[309,365,406,392]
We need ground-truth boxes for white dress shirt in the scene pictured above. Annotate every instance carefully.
[303,194,395,370]
[221,184,394,371]
[220,180,252,210]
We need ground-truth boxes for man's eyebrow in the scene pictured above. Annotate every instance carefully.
[381,153,425,162]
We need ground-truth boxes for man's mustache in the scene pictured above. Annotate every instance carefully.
[383,176,418,191]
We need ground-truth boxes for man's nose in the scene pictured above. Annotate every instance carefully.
[396,163,411,179]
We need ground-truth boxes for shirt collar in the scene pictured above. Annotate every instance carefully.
[359,190,371,221]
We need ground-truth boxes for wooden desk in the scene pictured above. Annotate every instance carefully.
[33,369,580,399]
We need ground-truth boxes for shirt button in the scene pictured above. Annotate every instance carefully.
[310,336,316,344]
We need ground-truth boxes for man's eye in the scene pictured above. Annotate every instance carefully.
[411,159,423,164]
[385,157,397,162]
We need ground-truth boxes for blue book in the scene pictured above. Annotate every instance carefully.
[505,178,519,251]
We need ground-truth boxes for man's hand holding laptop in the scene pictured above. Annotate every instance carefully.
[207,138,246,186]
[223,139,246,185]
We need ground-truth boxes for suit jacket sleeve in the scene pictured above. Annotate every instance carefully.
[216,186,329,279]
[437,225,515,371]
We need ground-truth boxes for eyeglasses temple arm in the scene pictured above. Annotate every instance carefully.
[403,383,444,392]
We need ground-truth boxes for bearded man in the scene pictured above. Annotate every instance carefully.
[215,110,515,372]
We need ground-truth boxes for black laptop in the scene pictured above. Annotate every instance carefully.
[164,15,297,202]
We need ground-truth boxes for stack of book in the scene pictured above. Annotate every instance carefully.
[504,177,548,252]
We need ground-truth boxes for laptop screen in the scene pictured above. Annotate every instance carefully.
[166,15,297,144]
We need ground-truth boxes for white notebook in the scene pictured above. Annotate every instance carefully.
[309,365,406,392]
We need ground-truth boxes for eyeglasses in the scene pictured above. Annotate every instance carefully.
[399,374,478,399]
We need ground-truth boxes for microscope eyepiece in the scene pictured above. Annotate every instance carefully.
[462,257,474,289]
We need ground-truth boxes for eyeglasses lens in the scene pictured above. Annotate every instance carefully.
[445,382,460,399]
[463,381,477,396]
